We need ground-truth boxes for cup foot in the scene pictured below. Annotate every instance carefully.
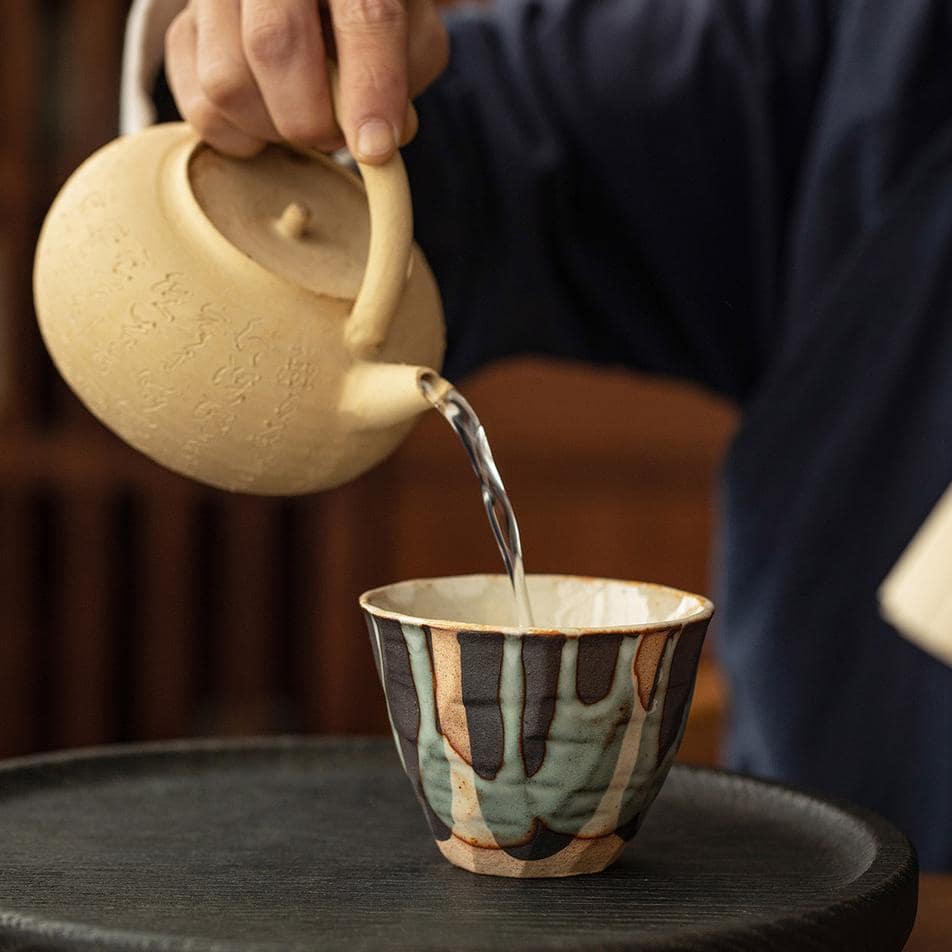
[437,833,627,878]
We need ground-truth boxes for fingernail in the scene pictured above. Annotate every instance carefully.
[356,119,397,160]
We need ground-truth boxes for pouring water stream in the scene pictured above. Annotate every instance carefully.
[420,373,535,629]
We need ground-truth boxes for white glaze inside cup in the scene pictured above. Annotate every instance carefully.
[360,574,712,633]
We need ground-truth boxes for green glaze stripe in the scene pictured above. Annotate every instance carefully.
[392,621,684,849]
[402,623,456,830]
[616,631,679,831]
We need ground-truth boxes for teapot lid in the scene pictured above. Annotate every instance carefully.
[189,145,370,301]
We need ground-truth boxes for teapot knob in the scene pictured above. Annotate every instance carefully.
[275,201,310,240]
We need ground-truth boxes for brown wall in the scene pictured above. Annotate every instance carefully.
[0,2,737,762]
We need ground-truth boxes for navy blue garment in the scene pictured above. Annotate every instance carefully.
[404,0,952,870]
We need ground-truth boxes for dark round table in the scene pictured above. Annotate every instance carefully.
[0,736,917,951]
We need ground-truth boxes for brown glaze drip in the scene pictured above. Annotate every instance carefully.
[430,625,473,767]
[634,630,671,711]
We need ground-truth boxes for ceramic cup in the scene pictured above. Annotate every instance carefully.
[359,574,714,878]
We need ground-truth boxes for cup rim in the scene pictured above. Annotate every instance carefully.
[358,573,714,637]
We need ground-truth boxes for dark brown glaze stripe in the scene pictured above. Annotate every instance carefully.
[657,618,709,763]
[520,634,565,777]
[372,614,451,840]
[501,819,576,861]
[422,625,443,737]
[365,614,384,684]
[457,629,505,781]
[576,633,623,704]
[615,810,643,841]
[376,615,419,746]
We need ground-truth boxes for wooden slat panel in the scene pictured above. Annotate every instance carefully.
[54,0,129,429]
[135,486,199,740]
[210,497,283,734]
[0,492,39,755]
[0,431,212,490]
[54,0,127,180]
[54,491,113,747]
[0,0,41,218]
[0,0,42,426]
[299,473,392,735]
[0,243,11,424]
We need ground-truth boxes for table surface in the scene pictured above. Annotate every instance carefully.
[908,875,952,949]
[0,736,919,952]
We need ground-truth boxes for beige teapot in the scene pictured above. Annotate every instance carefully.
[33,108,446,495]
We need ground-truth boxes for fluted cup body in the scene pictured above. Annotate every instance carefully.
[360,574,713,878]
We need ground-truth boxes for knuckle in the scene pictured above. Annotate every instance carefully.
[199,62,251,111]
[225,137,266,159]
[245,13,299,66]
[187,100,226,138]
[188,102,263,157]
[318,135,347,153]
[335,0,405,31]
[274,110,337,147]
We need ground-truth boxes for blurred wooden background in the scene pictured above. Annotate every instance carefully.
[0,1,736,762]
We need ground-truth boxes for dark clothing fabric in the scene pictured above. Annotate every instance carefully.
[404,0,952,870]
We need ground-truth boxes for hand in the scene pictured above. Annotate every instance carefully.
[165,0,448,162]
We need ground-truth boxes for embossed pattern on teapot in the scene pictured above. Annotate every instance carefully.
[33,120,445,495]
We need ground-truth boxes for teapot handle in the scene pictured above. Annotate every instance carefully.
[343,143,415,359]
[322,66,415,358]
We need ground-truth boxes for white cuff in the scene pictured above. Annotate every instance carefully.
[120,0,187,135]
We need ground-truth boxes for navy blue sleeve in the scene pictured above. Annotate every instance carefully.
[404,0,833,399]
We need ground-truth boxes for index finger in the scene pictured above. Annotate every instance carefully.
[330,0,409,164]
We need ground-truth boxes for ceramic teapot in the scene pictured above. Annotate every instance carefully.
[33,112,446,495]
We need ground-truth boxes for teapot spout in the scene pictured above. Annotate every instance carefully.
[339,360,448,430]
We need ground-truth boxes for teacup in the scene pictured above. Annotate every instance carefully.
[360,574,714,878]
